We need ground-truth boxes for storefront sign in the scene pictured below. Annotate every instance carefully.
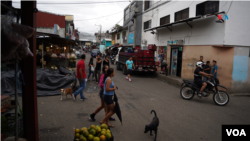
[128,33,134,44]
[167,40,183,45]
[167,41,172,45]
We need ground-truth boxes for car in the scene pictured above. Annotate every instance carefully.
[75,51,80,58]
[91,49,100,58]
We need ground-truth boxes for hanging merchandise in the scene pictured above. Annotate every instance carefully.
[1,12,34,62]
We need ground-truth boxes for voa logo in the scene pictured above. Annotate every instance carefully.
[217,14,229,20]
[226,129,246,136]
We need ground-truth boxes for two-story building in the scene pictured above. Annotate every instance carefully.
[141,0,250,93]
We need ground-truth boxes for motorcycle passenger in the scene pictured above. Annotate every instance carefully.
[194,61,212,97]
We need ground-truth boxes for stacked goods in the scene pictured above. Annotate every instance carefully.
[1,12,34,62]
[74,124,113,141]
[58,53,66,61]
[51,53,58,58]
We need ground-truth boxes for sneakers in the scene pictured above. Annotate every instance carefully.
[89,113,96,121]
[73,94,76,100]
[109,117,116,121]
[126,77,128,80]
[80,98,87,101]
[129,78,131,82]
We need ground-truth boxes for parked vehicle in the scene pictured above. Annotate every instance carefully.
[91,49,100,58]
[75,51,80,58]
[180,76,229,106]
[116,45,158,75]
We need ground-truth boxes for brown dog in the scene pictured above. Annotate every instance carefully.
[60,83,73,100]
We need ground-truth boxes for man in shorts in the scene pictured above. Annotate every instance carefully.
[126,56,135,82]
[194,61,212,97]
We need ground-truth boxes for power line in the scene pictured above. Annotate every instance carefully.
[74,11,123,21]
[12,1,129,4]
[226,0,233,14]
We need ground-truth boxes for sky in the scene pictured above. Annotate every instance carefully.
[12,0,131,36]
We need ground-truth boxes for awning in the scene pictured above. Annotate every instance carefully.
[36,32,77,46]
[144,11,225,32]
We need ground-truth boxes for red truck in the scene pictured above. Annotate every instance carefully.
[116,45,158,75]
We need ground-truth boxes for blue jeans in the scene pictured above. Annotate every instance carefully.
[88,67,94,79]
[203,77,208,81]
[74,78,86,99]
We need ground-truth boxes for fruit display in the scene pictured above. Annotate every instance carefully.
[74,124,113,141]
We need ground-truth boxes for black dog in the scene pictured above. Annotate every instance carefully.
[144,110,159,141]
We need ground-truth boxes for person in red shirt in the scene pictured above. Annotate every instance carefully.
[73,54,87,101]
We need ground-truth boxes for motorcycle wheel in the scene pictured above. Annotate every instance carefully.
[213,91,229,106]
[180,86,194,100]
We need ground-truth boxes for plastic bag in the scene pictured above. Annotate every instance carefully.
[1,12,34,61]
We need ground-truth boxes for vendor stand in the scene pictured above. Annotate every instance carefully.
[36,32,78,69]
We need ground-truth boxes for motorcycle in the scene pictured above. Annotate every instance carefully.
[110,55,116,65]
[180,76,229,106]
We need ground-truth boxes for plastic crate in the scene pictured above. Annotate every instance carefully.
[143,62,148,66]
[138,61,143,65]
[148,62,154,66]
[148,44,157,51]
[149,58,154,61]
[138,57,143,61]
[143,58,149,61]
[155,62,159,66]
[74,127,114,141]
[135,46,140,50]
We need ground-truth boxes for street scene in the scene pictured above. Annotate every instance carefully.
[1,1,250,141]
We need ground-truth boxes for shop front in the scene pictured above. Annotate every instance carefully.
[36,32,77,69]
[167,40,183,77]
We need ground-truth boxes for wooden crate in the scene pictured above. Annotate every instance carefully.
[1,95,11,112]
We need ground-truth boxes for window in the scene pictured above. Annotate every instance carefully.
[112,35,115,40]
[117,34,120,40]
[144,1,151,11]
[125,8,129,21]
[160,15,170,26]
[123,31,127,42]
[144,20,151,30]
[129,24,134,32]
[196,1,219,16]
[175,8,189,22]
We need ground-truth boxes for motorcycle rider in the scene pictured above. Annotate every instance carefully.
[194,61,212,97]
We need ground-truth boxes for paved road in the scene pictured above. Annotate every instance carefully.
[38,53,250,141]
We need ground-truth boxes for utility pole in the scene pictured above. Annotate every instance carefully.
[95,24,102,44]
[133,1,138,48]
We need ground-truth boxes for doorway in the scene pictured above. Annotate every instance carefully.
[170,46,183,77]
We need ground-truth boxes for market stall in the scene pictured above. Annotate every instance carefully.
[36,32,78,69]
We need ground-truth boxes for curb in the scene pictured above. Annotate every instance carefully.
[155,73,250,96]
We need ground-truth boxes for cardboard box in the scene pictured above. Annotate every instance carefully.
[1,95,11,112]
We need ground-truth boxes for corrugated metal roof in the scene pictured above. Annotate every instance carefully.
[37,11,65,28]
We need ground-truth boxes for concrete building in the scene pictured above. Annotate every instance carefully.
[36,11,65,38]
[95,32,111,44]
[102,38,112,47]
[142,0,250,93]
[123,0,143,47]
[65,15,74,39]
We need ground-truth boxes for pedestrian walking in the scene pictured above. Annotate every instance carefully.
[211,60,218,78]
[95,54,102,83]
[126,56,135,82]
[160,60,168,74]
[73,54,87,101]
[100,68,116,127]
[89,65,115,121]
[203,61,211,81]
[103,56,110,67]
[87,57,95,81]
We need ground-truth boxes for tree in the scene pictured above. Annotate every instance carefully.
[111,24,123,32]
